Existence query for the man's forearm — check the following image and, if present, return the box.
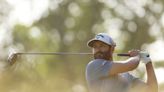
[125,56,140,70]
[146,62,158,92]
[109,56,140,75]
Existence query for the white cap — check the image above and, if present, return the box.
[87,33,116,47]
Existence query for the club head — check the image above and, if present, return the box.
[7,52,18,66]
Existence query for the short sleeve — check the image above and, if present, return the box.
[122,72,138,82]
[121,73,146,87]
[86,59,113,81]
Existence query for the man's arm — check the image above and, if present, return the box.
[146,62,158,92]
[109,56,140,76]
[131,55,158,92]
[109,50,140,76]
[140,53,158,92]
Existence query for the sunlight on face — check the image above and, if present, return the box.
[92,41,113,60]
[92,41,111,53]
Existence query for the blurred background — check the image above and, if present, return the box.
[0,0,164,92]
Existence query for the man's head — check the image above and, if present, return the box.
[87,33,116,60]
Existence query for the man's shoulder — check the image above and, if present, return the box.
[86,59,113,73]
[87,59,111,67]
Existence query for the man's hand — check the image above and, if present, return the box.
[128,49,140,57]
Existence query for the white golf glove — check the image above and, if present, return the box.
[140,51,151,64]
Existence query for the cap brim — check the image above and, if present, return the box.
[87,39,111,48]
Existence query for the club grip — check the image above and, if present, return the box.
[117,53,130,57]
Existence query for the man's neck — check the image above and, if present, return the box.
[108,57,113,61]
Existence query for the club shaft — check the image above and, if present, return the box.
[16,52,92,55]
[15,52,130,56]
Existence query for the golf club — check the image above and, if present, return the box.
[7,52,130,66]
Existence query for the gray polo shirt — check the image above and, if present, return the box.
[86,59,139,92]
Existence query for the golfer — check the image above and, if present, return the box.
[86,33,158,92]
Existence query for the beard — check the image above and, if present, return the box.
[94,51,111,60]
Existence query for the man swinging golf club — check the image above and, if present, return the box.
[86,33,158,92]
